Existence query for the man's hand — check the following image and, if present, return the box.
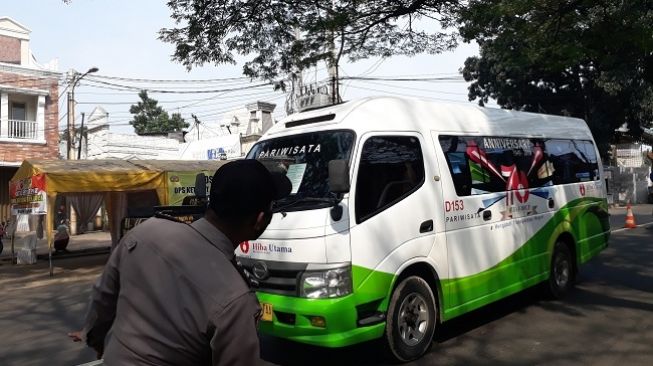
[67,331,83,342]
[68,331,103,359]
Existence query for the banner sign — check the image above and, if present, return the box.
[179,135,242,160]
[167,171,213,206]
[10,174,48,215]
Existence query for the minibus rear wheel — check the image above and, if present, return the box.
[546,241,575,299]
[384,276,437,362]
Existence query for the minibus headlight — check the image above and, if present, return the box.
[299,266,352,299]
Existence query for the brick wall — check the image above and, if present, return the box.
[0,36,20,65]
[0,35,21,64]
[0,70,60,163]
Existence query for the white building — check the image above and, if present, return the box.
[184,101,277,154]
[78,106,181,160]
[80,101,277,161]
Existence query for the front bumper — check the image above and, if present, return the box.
[256,291,385,348]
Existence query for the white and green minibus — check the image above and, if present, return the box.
[236,96,610,361]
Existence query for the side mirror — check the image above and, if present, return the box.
[328,159,350,194]
[195,173,207,198]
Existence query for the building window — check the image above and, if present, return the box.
[9,102,34,139]
[10,102,26,121]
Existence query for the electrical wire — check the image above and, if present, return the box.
[96,93,286,128]
[76,88,278,108]
[349,78,468,96]
[341,76,465,82]
[80,78,273,94]
[345,84,468,104]
[189,94,285,120]
[77,93,284,126]
[89,74,251,83]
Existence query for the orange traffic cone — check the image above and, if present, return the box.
[624,203,637,228]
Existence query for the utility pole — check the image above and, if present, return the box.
[328,0,339,105]
[66,67,99,160]
[291,27,304,114]
[328,21,336,104]
[66,70,75,160]
[77,112,85,160]
[192,113,201,140]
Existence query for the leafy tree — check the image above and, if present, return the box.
[458,0,653,155]
[129,90,189,135]
[159,0,461,92]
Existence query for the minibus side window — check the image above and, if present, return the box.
[439,135,593,196]
[575,141,600,181]
[545,139,599,183]
[355,136,425,223]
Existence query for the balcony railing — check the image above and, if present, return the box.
[5,119,38,139]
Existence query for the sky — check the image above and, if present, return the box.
[4,0,483,134]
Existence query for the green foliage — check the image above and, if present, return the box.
[159,0,460,82]
[458,0,653,154]
[129,90,189,135]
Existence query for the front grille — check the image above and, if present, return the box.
[237,258,307,296]
[275,311,296,325]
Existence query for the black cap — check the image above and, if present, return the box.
[209,159,292,217]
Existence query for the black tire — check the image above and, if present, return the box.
[384,276,437,362]
[545,241,575,299]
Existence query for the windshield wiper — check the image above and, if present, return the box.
[273,196,339,213]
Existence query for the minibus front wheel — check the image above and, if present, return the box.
[384,276,437,362]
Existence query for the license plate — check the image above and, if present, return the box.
[261,303,273,322]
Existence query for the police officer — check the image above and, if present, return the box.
[69,159,291,365]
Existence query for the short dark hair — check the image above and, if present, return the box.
[209,159,291,222]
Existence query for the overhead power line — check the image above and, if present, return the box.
[82,78,274,94]
[89,74,251,83]
[345,84,467,104]
[96,93,286,127]
[341,76,465,82]
[349,78,468,96]
[76,88,278,107]
[360,72,462,78]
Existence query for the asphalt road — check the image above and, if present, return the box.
[0,205,651,365]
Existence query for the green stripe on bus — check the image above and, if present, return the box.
[441,197,608,319]
[350,197,609,321]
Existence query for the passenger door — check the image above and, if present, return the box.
[349,133,439,297]
[436,134,557,312]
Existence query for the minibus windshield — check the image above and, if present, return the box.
[247,130,355,211]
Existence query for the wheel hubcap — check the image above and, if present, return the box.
[554,254,570,288]
[397,293,430,346]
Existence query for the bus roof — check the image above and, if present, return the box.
[267,96,594,141]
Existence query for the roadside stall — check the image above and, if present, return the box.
[9,159,225,276]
